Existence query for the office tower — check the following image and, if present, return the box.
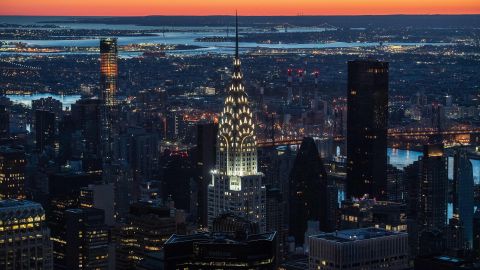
[308,228,408,270]
[418,144,448,231]
[47,171,102,263]
[208,15,266,232]
[346,60,389,200]
[32,97,62,116]
[406,144,448,257]
[474,209,480,257]
[0,200,53,270]
[58,114,75,164]
[162,151,196,213]
[196,122,218,227]
[79,183,115,226]
[100,38,118,107]
[453,149,474,249]
[116,202,179,269]
[35,110,56,152]
[0,146,26,200]
[62,208,109,270]
[289,137,330,247]
[266,187,287,259]
[387,164,406,202]
[163,232,277,269]
[0,105,9,137]
[71,98,103,171]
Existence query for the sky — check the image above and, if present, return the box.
[2,0,480,16]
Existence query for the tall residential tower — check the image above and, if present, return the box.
[346,60,389,200]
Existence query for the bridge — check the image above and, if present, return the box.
[257,128,480,147]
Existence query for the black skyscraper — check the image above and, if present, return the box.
[346,59,389,200]
[196,122,217,227]
[289,137,330,246]
[35,110,56,152]
[0,105,9,137]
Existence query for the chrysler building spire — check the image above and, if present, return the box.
[208,14,265,232]
[216,12,257,176]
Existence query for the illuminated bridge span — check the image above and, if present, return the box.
[387,128,480,137]
[257,128,480,147]
[0,60,41,71]
[257,138,303,147]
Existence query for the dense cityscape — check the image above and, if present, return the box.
[0,13,480,270]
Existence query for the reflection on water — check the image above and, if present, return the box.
[388,148,480,185]
[6,93,81,110]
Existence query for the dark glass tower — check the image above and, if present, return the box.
[346,59,389,200]
[288,137,329,246]
[453,149,474,249]
[0,105,9,137]
[35,110,56,152]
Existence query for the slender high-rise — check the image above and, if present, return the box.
[100,38,118,164]
[208,14,266,232]
[100,38,117,107]
[346,59,389,200]
[453,149,474,249]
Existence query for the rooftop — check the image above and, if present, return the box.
[311,228,405,243]
[165,231,276,245]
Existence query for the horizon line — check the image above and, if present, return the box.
[1,13,480,17]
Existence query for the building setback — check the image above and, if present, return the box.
[308,228,408,270]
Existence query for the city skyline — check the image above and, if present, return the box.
[2,0,480,16]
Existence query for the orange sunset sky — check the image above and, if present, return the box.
[2,0,480,16]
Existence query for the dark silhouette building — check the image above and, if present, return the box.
[346,59,389,200]
[35,110,56,152]
[71,98,103,171]
[163,232,277,269]
[453,149,474,250]
[289,137,330,246]
[406,144,448,257]
[0,146,26,200]
[196,122,217,227]
[63,208,109,270]
[115,202,179,270]
[0,105,9,137]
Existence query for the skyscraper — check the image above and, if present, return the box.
[418,144,448,231]
[407,144,448,256]
[100,38,118,164]
[35,110,56,152]
[208,15,266,232]
[289,137,330,247]
[63,208,109,270]
[100,38,118,107]
[346,59,389,200]
[196,122,218,227]
[0,146,26,200]
[0,105,9,137]
[453,149,474,249]
[0,200,53,270]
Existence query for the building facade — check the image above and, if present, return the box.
[346,60,389,200]
[0,200,53,270]
[0,146,26,200]
[308,228,408,270]
[208,16,266,232]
